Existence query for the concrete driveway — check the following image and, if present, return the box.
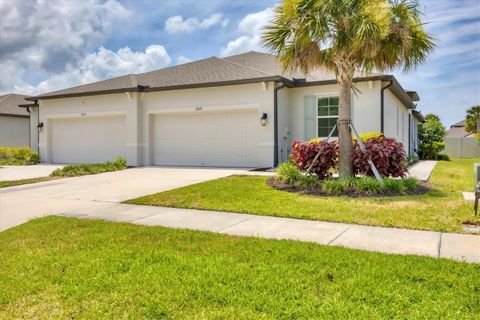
[0,167,248,231]
[0,164,64,181]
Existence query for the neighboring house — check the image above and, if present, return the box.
[25,51,422,167]
[445,120,480,158]
[446,120,475,138]
[0,94,30,147]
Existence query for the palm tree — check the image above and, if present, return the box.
[465,105,480,133]
[263,0,435,178]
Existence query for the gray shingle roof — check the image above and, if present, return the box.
[33,51,387,100]
[0,94,30,116]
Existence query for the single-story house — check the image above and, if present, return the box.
[23,51,423,168]
[0,94,31,147]
[446,120,475,138]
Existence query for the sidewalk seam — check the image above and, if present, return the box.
[437,233,443,258]
[327,226,351,245]
[216,217,253,232]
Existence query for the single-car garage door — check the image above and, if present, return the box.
[50,116,126,164]
[151,110,263,167]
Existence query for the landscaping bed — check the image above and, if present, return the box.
[0,216,478,319]
[267,176,430,197]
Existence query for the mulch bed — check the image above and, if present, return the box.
[267,177,431,198]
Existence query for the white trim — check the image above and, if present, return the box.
[147,103,259,115]
[316,95,339,138]
[46,111,127,120]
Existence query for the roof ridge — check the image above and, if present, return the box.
[137,56,218,76]
[219,56,275,77]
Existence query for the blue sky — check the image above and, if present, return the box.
[0,0,479,127]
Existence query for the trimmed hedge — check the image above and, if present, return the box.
[50,157,127,177]
[0,147,39,165]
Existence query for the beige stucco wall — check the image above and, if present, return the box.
[0,115,29,147]
[38,82,275,167]
[142,82,275,167]
[384,90,410,148]
[281,81,381,152]
[38,93,132,164]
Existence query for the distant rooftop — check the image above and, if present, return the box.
[0,94,30,116]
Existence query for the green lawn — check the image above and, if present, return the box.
[126,158,480,233]
[0,176,59,188]
[0,217,478,319]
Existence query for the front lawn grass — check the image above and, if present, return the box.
[0,176,59,188]
[126,158,480,233]
[0,217,478,319]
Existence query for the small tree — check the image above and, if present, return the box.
[465,105,480,134]
[418,114,446,160]
[263,0,434,178]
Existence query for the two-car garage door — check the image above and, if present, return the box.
[50,116,126,164]
[151,110,263,167]
[49,110,266,167]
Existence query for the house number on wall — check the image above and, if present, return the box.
[195,107,203,111]
[81,113,86,116]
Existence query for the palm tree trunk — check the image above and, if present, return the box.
[338,80,353,179]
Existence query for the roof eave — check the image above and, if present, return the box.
[29,76,286,100]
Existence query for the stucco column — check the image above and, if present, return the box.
[125,92,142,166]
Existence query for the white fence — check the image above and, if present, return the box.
[444,137,480,158]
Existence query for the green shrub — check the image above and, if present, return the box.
[402,177,418,191]
[353,177,382,194]
[382,178,406,193]
[294,174,319,189]
[322,179,352,194]
[359,132,383,142]
[436,154,450,161]
[51,156,127,177]
[0,147,39,165]
[276,161,301,184]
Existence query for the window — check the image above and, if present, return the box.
[317,96,339,137]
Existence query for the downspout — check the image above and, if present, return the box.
[36,101,40,155]
[274,82,286,167]
[26,107,31,150]
[408,114,411,156]
[380,80,393,134]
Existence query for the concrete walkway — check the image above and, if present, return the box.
[408,160,438,181]
[58,203,480,263]
[0,167,249,231]
[0,164,64,181]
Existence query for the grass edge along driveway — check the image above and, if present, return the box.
[0,216,479,319]
[126,158,480,233]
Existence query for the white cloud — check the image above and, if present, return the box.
[0,0,130,93]
[6,45,172,95]
[176,56,193,64]
[165,13,228,34]
[220,7,274,56]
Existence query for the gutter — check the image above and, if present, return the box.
[380,80,393,133]
[273,82,286,167]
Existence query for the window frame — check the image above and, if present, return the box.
[316,94,340,138]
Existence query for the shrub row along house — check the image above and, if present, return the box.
[19,51,424,168]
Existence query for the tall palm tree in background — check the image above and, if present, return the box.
[465,105,480,134]
[263,0,435,178]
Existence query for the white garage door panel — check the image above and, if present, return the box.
[51,116,126,164]
[152,110,262,167]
